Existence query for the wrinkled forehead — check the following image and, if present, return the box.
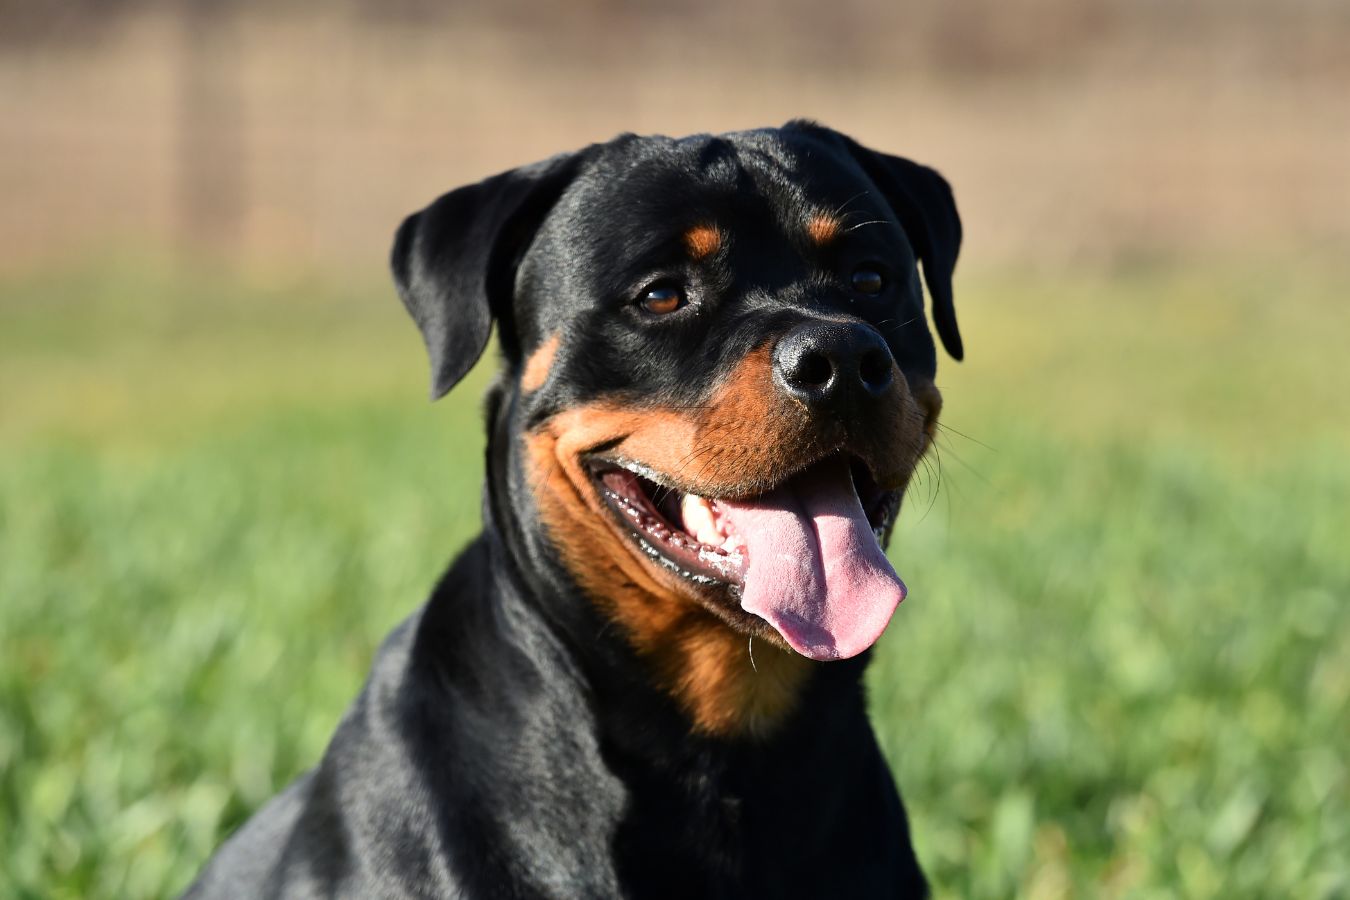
[576,131,881,238]
[516,130,895,333]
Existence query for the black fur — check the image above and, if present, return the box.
[184,122,961,899]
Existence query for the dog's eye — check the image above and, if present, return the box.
[851,267,885,295]
[638,283,687,316]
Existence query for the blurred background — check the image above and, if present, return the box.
[2,1,1347,897]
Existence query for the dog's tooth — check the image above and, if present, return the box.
[720,532,746,555]
[680,493,722,547]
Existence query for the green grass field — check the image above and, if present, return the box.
[2,257,1347,898]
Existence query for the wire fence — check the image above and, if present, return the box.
[1,1,1347,272]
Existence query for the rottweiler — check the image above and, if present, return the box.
[184,120,962,899]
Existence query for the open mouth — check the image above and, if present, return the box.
[589,453,907,661]
[590,455,898,585]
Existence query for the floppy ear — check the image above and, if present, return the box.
[391,151,588,399]
[834,135,964,361]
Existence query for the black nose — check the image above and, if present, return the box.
[772,321,895,411]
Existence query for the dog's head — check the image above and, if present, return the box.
[392,122,961,733]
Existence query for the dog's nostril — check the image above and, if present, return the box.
[794,352,834,389]
[859,349,892,391]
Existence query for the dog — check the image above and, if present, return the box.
[183,120,962,899]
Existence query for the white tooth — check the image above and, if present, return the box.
[680,493,722,547]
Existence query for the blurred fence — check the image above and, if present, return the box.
[1,0,1347,272]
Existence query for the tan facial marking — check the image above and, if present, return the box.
[526,412,812,737]
[522,345,932,737]
[807,214,842,246]
[684,224,723,260]
[521,334,561,393]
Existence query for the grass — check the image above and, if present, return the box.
[1,255,1347,898]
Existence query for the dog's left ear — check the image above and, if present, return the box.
[391,151,589,399]
[832,134,965,361]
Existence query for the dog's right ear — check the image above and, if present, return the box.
[391,151,588,399]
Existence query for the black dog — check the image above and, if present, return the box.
[184,121,962,899]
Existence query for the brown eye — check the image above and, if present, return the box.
[851,267,885,295]
[639,283,686,315]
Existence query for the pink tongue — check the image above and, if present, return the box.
[718,458,906,661]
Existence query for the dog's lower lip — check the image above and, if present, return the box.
[590,462,747,586]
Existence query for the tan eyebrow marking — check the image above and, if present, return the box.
[521,333,561,393]
[683,224,723,260]
[807,213,842,245]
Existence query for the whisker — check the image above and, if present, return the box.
[932,434,990,486]
[934,419,995,452]
[918,440,944,521]
[831,190,871,221]
[843,219,887,233]
[875,315,923,331]
[673,443,724,490]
